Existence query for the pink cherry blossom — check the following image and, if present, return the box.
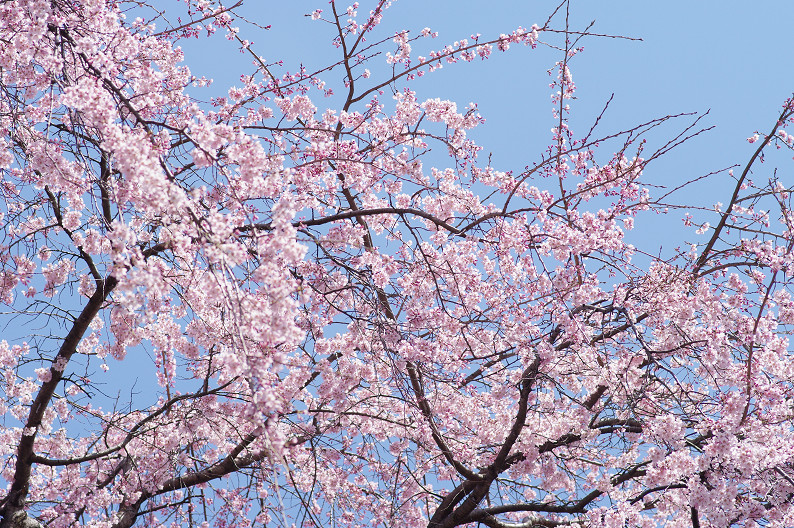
[1,1,794,528]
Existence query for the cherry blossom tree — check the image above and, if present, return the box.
[2,1,794,527]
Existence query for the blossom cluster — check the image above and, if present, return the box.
[1,1,794,528]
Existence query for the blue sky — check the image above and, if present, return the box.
[174,0,794,251]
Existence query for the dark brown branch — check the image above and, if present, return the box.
[694,100,794,275]
[30,379,236,467]
[241,207,463,235]
[408,366,482,482]
[0,276,117,526]
[492,355,541,469]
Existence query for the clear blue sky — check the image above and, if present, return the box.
[176,0,794,250]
